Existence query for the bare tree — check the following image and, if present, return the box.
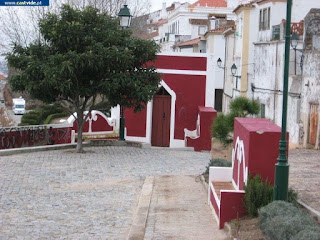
[0,0,150,55]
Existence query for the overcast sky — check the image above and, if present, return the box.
[149,0,196,12]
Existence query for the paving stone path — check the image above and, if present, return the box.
[0,146,210,239]
[144,175,227,240]
[289,148,320,212]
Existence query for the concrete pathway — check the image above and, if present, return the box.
[144,175,227,240]
[289,148,320,213]
[0,146,227,239]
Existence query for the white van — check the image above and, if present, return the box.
[12,97,26,115]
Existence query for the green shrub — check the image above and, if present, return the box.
[291,226,320,240]
[19,104,67,126]
[258,201,320,240]
[259,201,299,225]
[211,97,260,145]
[211,113,233,144]
[204,158,232,174]
[229,96,260,117]
[243,174,273,217]
[43,112,68,125]
[288,188,299,206]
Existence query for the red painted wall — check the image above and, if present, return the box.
[125,107,147,137]
[210,187,220,218]
[0,126,72,150]
[186,106,217,151]
[124,54,207,142]
[72,112,113,133]
[233,118,288,188]
[219,191,246,229]
[152,55,207,71]
[162,74,206,139]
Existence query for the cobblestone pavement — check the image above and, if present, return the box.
[289,148,320,212]
[0,146,210,239]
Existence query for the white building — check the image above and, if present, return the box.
[221,0,320,148]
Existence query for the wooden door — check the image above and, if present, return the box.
[309,104,319,146]
[151,95,171,147]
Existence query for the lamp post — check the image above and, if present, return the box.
[273,0,292,201]
[217,58,224,69]
[118,5,132,28]
[231,63,241,89]
[118,5,132,141]
[290,33,302,75]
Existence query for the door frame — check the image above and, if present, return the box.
[151,94,171,147]
[146,80,184,148]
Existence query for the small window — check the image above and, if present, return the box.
[259,7,271,31]
[199,26,208,35]
[261,104,265,118]
[272,25,280,40]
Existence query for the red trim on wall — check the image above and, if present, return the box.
[210,187,220,217]
[152,55,207,71]
[0,126,72,149]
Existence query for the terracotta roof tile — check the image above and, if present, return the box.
[190,0,227,8]
[0,75,6,81]
[189,19,209,25]
[147,31,159,39]
[208,27,229,33]
[175,37,201,47]
[150,19,168,25]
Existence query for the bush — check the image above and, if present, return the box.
[243,174,273,217]
[211,113,233,144]
[291,226,320,240]
[211,97,260,145]
[43,112,68,125]
[259,201,320,240]
[229,96,260,117]
[204,158,232,174]
[288,188,299,206]
[19,104,67,126]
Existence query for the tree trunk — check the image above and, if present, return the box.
[76,110,85,153]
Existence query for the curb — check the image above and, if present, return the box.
[298,200,320,222]
[126,176,154,240]
[0,142,90,156]
[200,174,234,239]
[90,139,144,148]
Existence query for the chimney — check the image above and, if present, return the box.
[210,17,216,30]
[161,2,167,19]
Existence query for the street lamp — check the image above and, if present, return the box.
[118,5,132,141]
[118,5,132,29]
[231,63,241,89]
[290,33,302,75]
[217,58,224,69]
[274,0,291,201]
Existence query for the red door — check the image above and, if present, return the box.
[151,95,171,147]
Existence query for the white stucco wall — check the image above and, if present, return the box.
[252,41,302,146]
[223,31,236,113]
[301,51,320,149]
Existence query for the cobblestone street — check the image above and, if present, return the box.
[289,148,320,212]
[0,146,210,239]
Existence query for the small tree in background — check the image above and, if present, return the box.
[7,5,160,153]
[211,97,260,144]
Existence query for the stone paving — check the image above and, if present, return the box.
[144,175,228,240]
[0,146,211,239]
[289,148,320,212]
